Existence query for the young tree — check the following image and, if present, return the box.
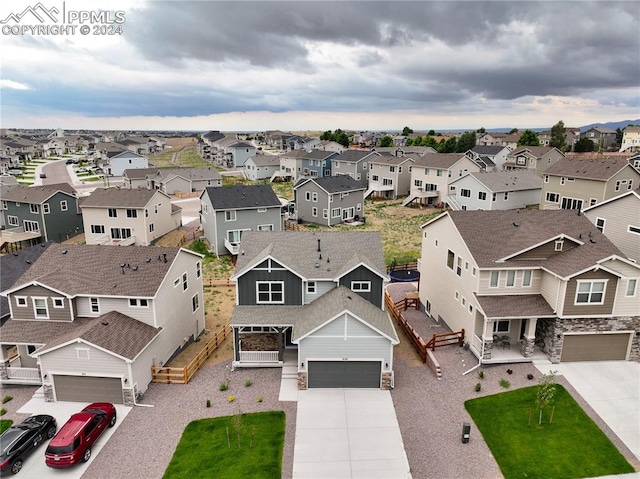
[535,371,557,425]
[456,131,477,153]
[438,136,458,153]
[517,129,541,147]
[574,137,595,152]
[378,135,394,147]
[427,129,436,136]
[509,128,519,134]
[550,120,567,151]
[616,127,624,145]
[401,126,413,136]
[335,131,350,147]
[476,127,486,134]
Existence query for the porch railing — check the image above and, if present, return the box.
[7,367,41,381]
[238,351,279,363]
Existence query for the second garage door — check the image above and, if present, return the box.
[53,375,124,404]
[561,333,631,362]
[308,361,381,388]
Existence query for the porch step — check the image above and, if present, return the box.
[32,386,45,399]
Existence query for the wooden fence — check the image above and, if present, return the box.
[177,230,204,246]
[151,324,232,384]
[387,261,419,272]
[385,291,428,363]
[203,278,236,288]
[284,220,304,231]
[173,190,202,199]
[425,329,465,351]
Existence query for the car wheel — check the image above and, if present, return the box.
[109,413,116,428]
[11,459,23,474]
[46,425,57,439]
[82,447,91,463]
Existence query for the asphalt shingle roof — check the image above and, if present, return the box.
[475,294,556,319]
[470,145,507,155]
[412,153,469,169]
[334,150,379,163]
[203,184,280,210]
[294,176,365,193]
[510,146,557,157]
[453,170,542,192]
[79,188,160,208]
[249,155,281,166]
[2,183,76,203]
[543,156,635,181]
[279,150,336,160]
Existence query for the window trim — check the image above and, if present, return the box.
[53,298,65,308]
[628,225,640,235]
[192,293,199,312]
[29,204,39,214]
[351,281,371,293]
[595,217,605,232]
[626,279,637,297]
[16,296,28,307]
[489,271,499,288]
[256,281,285,304]
[90,297,100,313]
[574,279,607,305]
[7,215,19,226]
[506,270,516,287]
[43,203,50,214]
[225,210,237,222]
[493,319,510,333]
[33,297,49,319]
[306,281,316,294]
[182,272,188,291]
[522,270,532,287]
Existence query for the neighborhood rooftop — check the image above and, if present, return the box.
[1,183,77,203]
[458,170,543,192]
[294,175,365,193]
[544,156,633,180]
[412,153,467,168]
[203,184,281,209]
[79,187,163,208]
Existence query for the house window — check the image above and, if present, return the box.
[90,224,105,235]
[7,215,18,226]
[29,204,39,214]
[23,220,39,232]
[332,208,341,218]
[351,281,371,292]
[145,209,149,218]
[310,207,316,217]
[595,218,605,232]
[437,169,443,177]
[228,230,247,243]
[257,208,267,213]
[615,180,621,191]
[155,204,159,214]
[149,223,155,233]
[544,175,549,183]
[492,193,496,202]
[454,291,459,301]
[561,177,566,185]
[545,192,559,203]
[447,250,455,270]
[425,168,430,175]
[506,270,516,287]
[53,298,64,308]
[16,296,27,307]
[305,191,311,201]
[192,293,199,312]
[626,279,637,297]
[257,224,274,232]
[490,271,499,288]
[110,228,131,239]
[555,240,564,251]
[575,280,606,305]
[256,281,284,304]
[478,191,487,200]
[225,210,236,221]
[628,180,633,190]
[522,270,532,287]
[456,257,462,276]
[503,192,509,200]
[469,303,473,314]
[425,299,431,313]
[516,157,526,166]
[129,298,149,307]
[174,277,180,287]
[389,166,396,173]
[493,320,510,333]
[182,272,188,291]
[628,225,640,235]
[561,197,583,210]
[60,200,68,211]
[108,208,117,217]
[196,261,201,278]
[43,203,50,214]
[461,297,466,307]
[460,189,471,198]
[90,297,99,313]
[1,201,6,210]
[589,198,597,206]
[323,209,328,218]
[414,179,423,188]
[126,208,137,218]
[312,192,318,202]
[356,203,361,211]
[307,282,316,294]
[382,178,393,186]
[372,175,379,181]
[472,267,476,276]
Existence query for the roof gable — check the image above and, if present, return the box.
[2,183,76,204]
[79,188,166,208]
[203,184,281,210]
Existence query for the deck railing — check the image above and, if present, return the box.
[7,367,41,382]
[238,351,279,363]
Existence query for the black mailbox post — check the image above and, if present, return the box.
[462,422,471,443]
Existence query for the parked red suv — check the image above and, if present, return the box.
[45,403,116,468]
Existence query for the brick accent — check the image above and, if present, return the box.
[0,362,7,381]
[44,384,54,402]
[520,338,535,357]
[381,372,393,390]
[123,388,134,406]
[297,372,307,390]
[482,338,494,360]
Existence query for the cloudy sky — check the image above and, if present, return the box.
[1,0,638,131]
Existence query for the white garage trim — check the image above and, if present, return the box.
[561,331,633,362]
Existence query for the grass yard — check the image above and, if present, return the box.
[0,420,13,434]
[163,411,285,479]
[465,385,634,479]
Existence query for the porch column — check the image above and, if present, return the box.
[233,327,240,362]
[520,318,537,358]
[277,327,284,362]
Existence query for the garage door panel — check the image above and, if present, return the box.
[308,361,380,388]
[561,334,630,362]
[53,375,124,404]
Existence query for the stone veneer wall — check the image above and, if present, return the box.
[0,362,7,381]
[381,372,393,390]
[540,316,640,363]
[482,338,494,360]
[123,388,134,406]
[44,384,54,402]
[297,372,307,390]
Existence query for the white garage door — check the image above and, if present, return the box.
[53,375,124,404]
[561,333,631,362]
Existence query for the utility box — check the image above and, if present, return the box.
[462,422,471,443]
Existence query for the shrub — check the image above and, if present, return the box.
[257,396,263,403]
[1,396,12,404]
[475,383,482,392]
[500,379,511,389]
[206,399,211,408]
[219,379,229,391]
[0,408,6,416]
[477,370,485,380]
[244,379,253,388]
[228,395,235,403]
[506,369,513,375]
[527,373,535,380]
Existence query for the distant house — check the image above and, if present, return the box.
[273,150,337,183]
[1,183,83,248]
[540,156,640,210]
[465,145,511,171]
[403,153,481,208]
[80,188,182,246]
[105,151,148,176]
[123,167,222,195]
[366,154,415,199]
[477,132,522,149]
[447,170,542,210]
[620,126,640,153]
[581,127,618,151]
[318,141,345,153]
[243,155,281,181]
[372,146,436,157]
[293,176,366,226]
[504,146,565,176]
[0,244,205,404]
[199,184,283,255]
[583,190,640,263]
[331,150,381,185]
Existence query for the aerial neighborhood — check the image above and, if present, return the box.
[1,123,639,477]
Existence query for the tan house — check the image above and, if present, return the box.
[620,126,640,153]
[504,146,565,176]
[80,188,182,246]
[403,153,481,208]
[123,167,222,194]
[540,156,640,210]
[365,154,415,199]
[418,210,640,364]
[583,190,640,263]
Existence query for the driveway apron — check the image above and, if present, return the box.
[293,389,411,478]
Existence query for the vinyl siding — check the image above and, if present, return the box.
[540,272,561,313]
[9,285,72,321]
[614,278,640,316]
[450,175,540,211]
[73,297,153,324]
[602,167,640,201]
[130,335,161,394]
[237,267,302,305]
[478,269,542,295]
[512,239,579,260]
[163,177,191,195]
[41,341,128,381]
[339,265,384,308]
[303,280,336,304]
[211,207,282,255]
[295,182,329,225]
[562,269,618,316]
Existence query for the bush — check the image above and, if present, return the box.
[206,399,211,408]
[500,379,511,389]
[0,408,6,416]
[527,373,535,380]
[219,379,229,391]
[257,396,263,403]
[244,379,253,387]
[477,370,485,380]
[1,396,12,404]
[227,395,235,403]
[475,383,482,392]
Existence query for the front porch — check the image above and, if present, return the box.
[232,326,294,368]
[0,345,42,385]
[468,333,550,364]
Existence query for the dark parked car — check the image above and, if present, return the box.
[0,415,57,475]
[45,403,116,468]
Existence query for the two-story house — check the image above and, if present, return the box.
[229,231,398,389]
[540,156,640,210]
[80,188,182,246]
[583,190,640,263]
[447,170,542,210]
[243,155,281,181]
[581,127,618,151]
[403,153,481,208]
[465,145,511,172]
[293,176,366,226]
[105,151,148,176]
[1,183,83,248]
[620,126,640,153]
[0,244,205,404]
[419,210,640,364]
[504,146,565,175]
[366,154,415,199]
[331,150,381,185]
[199,184,283,256]
[123,167,222,195]
[274,150,337,183]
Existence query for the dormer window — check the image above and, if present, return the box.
[555,240,564,251]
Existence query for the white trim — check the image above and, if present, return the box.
[574,279,608,305]
[32,297,49,319]
[351,281,371,292]
[256,281,285,304]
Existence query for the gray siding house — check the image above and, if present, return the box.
[123,167,222,194]
[229,231,398,389]
[1,183,83,248]
[243,155,281,181]
[332,150,381,185]
[200,184,283,256]
[293,176,366,226]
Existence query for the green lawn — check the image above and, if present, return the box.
[0,420,13,434]
[465,385,634,479]
[163,411,285,479]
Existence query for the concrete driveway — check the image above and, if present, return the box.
[293,389,411,479]
[535,361,640,462]
[15,397,131,478]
